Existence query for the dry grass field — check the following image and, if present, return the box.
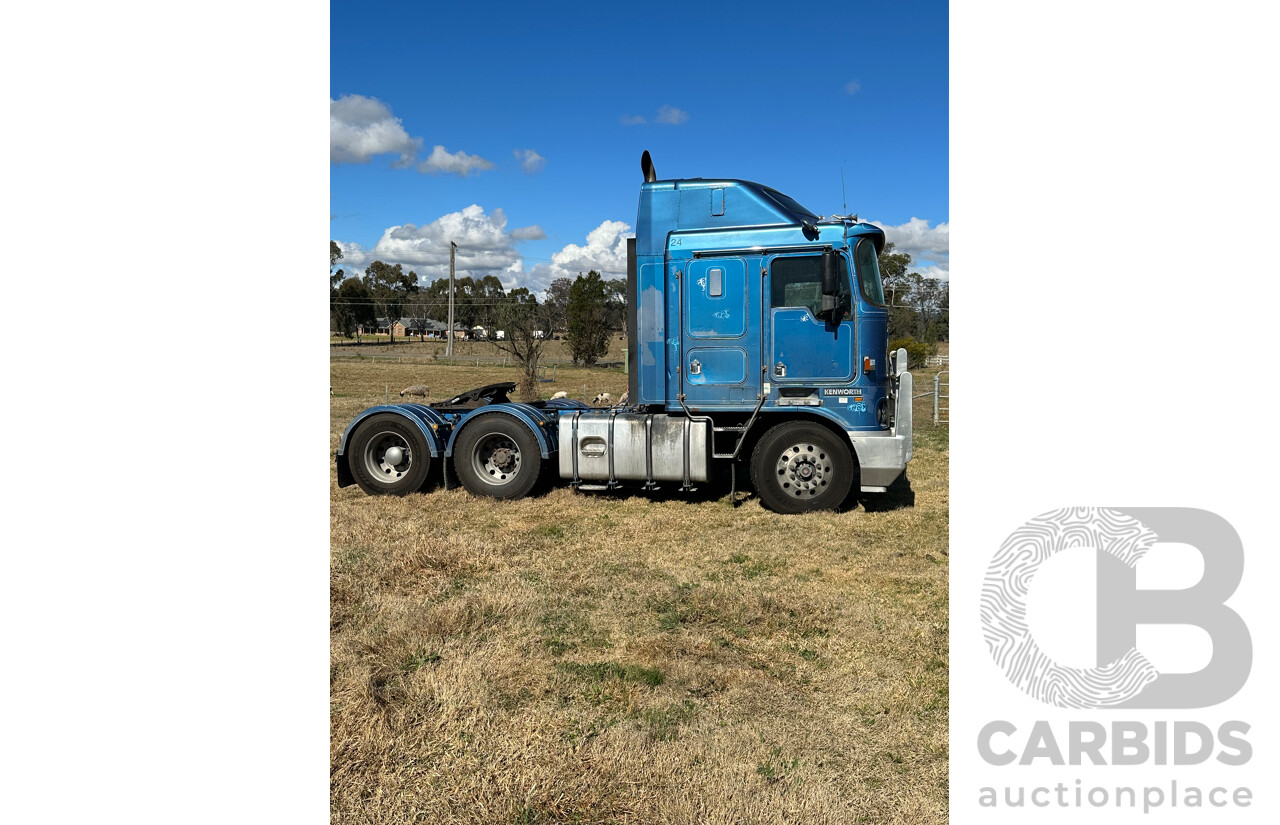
[331,358,949,824]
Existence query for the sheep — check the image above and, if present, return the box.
[399,385,428,398]
[591,392,613,406]
[619,390,629,405]
[550,391,568,400]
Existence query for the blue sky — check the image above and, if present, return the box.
[331,0,948,294]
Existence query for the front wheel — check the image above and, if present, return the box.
[749,421,854,514]
[453,414,544,500]
[347,413,433,496]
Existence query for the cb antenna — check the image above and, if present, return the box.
[841,162,847,215]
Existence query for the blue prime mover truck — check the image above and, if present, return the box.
[336,152,913,514]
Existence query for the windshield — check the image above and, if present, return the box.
[854,238,885,306]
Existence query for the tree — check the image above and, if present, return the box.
[933,281,949,342]
[544,277,572,335]
[364,261,419,345]
[330,241,345,334]
[489,289,551,401]
[410,276,452,326]
[470,274,506,334]
[878,242,917,341]
[447,275,475,333]
[333,276,376,338]
[565,271,611,366]
[907,273,944,344]
[603,278,627,339]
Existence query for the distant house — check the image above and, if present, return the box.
[373,317,406,337]
[402,318,441,338]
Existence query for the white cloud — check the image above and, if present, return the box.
[510,220,633,296]
[335,211,634,298]
[330,95,420,165]
[845,80,861,95]
[510,225,545,241]
[514,149,546,174]
[619,115,647,125]
[551,220,632,276]
[912,265,949,282]
[656,105,689,125]
[333,205,542,282]
[417,145,496,176]
[873,217,950,279]
[331,240,367,272]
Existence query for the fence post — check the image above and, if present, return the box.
[933,374,940,425]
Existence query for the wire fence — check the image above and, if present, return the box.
[911,367,950,426]
[933,371,949,424]
[330,351,624,369]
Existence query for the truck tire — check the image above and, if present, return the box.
[348,413,433,496]
[750,421,854,514]
[453,414,543,500]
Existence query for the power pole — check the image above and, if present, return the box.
[447,241,456,357]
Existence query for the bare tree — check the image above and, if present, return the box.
[488,289,551,401]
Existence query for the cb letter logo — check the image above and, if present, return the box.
[981,507,1250,708]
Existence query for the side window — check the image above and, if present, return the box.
[769,255,850,317]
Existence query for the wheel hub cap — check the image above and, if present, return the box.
[364,431,412,480]
[775,443,833,497]
[474,435,522,484]
[490,447,515,470]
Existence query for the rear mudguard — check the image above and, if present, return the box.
[444,402,559,459]
[335,403,452,488]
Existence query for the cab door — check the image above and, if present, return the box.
[766,252,855,384]
[679,256,758,406]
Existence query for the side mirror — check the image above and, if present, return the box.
[819,248,840,322]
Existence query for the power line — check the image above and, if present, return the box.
[331,249,630,277]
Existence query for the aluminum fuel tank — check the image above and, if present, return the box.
[557,411,710,485]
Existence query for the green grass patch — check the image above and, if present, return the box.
[639,700,698,741]
[558,660,665,687]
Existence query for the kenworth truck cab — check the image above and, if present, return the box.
[336,152,912,514]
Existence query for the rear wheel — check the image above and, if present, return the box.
[348,413,433,496]
[453,414,543,500]
[750,421,854,514]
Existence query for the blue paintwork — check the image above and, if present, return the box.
[443,402,558,459]
[634,175,891,432]
[337,403,451,457]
